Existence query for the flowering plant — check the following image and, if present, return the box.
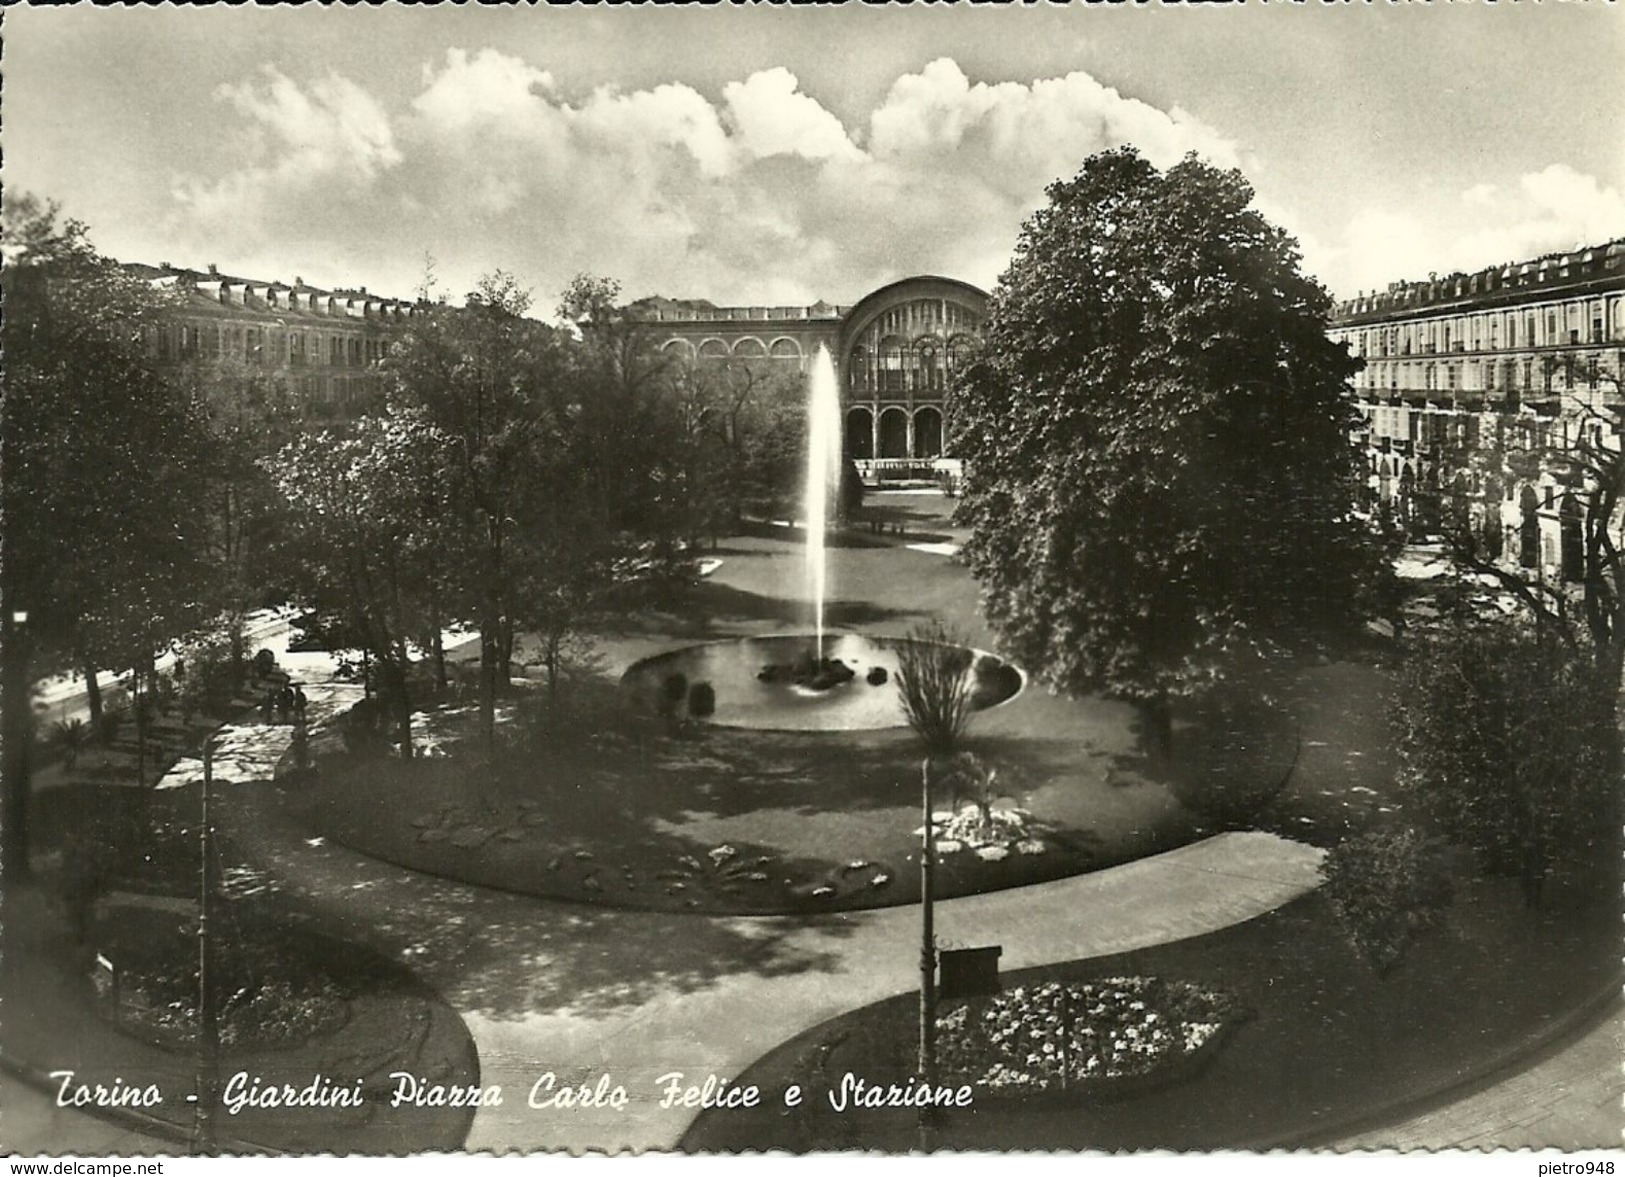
[935,976,1244,1094]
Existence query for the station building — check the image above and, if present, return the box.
[639,275,990,468]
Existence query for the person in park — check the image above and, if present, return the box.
[953,148,1390,752]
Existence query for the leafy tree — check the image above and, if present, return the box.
[1395,618,1620,906]
[953,149,1390,749]
[1319,828,1453,974]
[1429,370,1625,701]
[1,194,217,878]
[385,272,573,750]
[265,407,461,758]
[659,353,808,535]
[170,350,307,690]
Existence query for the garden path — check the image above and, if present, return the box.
[455,830,1322,1153]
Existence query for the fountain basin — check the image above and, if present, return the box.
[621,633,1024,732]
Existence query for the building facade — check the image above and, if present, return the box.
[642,275,990,466]
[125,261,419,423]
[1328,239,1625,580]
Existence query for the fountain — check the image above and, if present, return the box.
[804,344,843,659]
[620,344,1024,730]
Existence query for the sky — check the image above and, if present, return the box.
[5,4,1623,313]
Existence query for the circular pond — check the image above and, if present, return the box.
[621,632,1024,732]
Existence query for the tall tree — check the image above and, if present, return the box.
[659,352,807,539]
[1,194,216,878]
[171,351,304,689]
[385,272,569,750]
[265,407,461,758]
[953,149,1390,748]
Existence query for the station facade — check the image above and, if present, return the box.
[640,275,990,465]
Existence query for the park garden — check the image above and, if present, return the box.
[2,150,1620,1153]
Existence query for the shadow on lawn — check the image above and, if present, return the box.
[222,787,857,1022]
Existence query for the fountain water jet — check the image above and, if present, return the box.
[805,344,843,659]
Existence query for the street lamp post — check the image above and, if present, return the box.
[194,737,219,1155]
[918,757,938,1152]
[2,608,32,884]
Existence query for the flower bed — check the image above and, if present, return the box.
[89,904,350,1053]
[919,802,1054,860]
[935,977,1247,1098]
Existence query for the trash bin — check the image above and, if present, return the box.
[939,946,1002,999]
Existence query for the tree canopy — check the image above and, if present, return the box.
[1,194,218,878]
[953,148,1389,721]
[266,406,462,758]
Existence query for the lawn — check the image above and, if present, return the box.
[294,494,1394,915]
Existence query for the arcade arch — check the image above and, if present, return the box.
[878,407,909,459]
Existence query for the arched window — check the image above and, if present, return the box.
[913,337,942,394]
[878,407,909,459]
[1560,494,1584,582]
[877,335,907,395]
[845,407,874,460]
[913,406,943,458]
[848,345,869,394]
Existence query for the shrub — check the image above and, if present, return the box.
[96,710,124,748]
[660,672,689,714]
[340,697,386,754]
[969,657,1021,709]
[1396,619,1621,905]
[687,681,716,718]
[894,622,974,754]
[182,638,237,715]
[50,718,89,769]
[1319,827,1453,974]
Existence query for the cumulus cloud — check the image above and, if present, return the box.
[869,59,1237,191]
[722,68,863,164]
[1310,164,1625,298]
[168,51,1257,304]
[173,67,400,239]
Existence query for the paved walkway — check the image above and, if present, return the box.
[223,789,1325,1152]
[457,830,1323,1152]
